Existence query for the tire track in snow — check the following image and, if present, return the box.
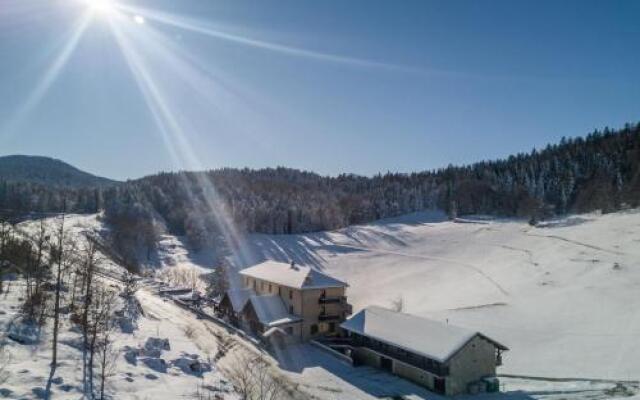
[526,233,625,255]
[329,243,510,296]
[498,373,639,385]
[470,240,538,266]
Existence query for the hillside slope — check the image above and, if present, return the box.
[7,211,639,399]
[0,155,117,187]
[240,209,640,380]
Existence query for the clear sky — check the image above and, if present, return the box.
[0,0,638,180]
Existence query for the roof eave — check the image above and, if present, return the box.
[267,317,303,328]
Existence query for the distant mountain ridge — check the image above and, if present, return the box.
[0,155,117,187]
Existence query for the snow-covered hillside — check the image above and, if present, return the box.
[3,210,639,399]
[242,209,640,381]
[94,208,640,382]
[0,215,241,400]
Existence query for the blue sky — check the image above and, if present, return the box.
[0,0,638,180]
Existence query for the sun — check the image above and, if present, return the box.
[82,0,115,14]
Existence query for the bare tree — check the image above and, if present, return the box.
[159,267,201,291]
[121,271,139,299]
[0,219,11,294]
[81,282,117,398]
[23,220,50,322]
[45,213,67,398]
[389,295,404,313]
[0,345,11,385]
[224,354,284,400]
[95,287,118,400]
[80,240,101,397]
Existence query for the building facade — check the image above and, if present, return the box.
[341,306,507,396]
[219,260,352,342]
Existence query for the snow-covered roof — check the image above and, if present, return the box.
[341,306,507,363]
[174,291,201,301]
[244,295,302,328]
[263,326,289,338]
[225,288,255,312]
[239,260,348,289]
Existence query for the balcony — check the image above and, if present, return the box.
[319,295,346,304]
[318,313,341,321]
[351,334,450,377]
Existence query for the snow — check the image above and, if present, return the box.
[341,305,505,363]
[2,215,239,400]
[240,260,348,289]
[247,295,301,327]
[14,213,124,279]
[4,209,640,399]
[0,282,238,399]
[242,209,640,381]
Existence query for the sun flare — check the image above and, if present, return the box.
[82,0,115,14]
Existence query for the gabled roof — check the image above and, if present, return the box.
[341,306,508,363]
[239,260,348,290]
[243,295,302,328]
[224,288,255,312]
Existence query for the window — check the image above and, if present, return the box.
[289,290,293,300]
[286,327,294,335]
[310,324,318,335]
[278,286,282,296]
[329,322,336,332]
[261,281,265,290]
[289,305,294,314]
[269,283,272,292]
[253,280,256,290]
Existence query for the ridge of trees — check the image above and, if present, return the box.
[1,123,638,264]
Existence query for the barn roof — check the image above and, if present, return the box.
[239,260,348,289]
[341,306,508,363]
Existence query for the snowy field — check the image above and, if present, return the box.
[243,209,640,381]
[2,210,639,399]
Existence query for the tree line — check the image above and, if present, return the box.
[1,123,638,264]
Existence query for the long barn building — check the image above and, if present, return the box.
[341,306,507,396]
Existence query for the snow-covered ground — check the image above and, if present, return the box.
[3,209,640,399]
[243,209,640,381]
[1,215,237,399]
[0,282,237,399]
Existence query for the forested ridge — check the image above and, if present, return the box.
[0,155,116,188]
[1,123,639,262]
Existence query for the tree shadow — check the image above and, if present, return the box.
[247,233,367,271]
